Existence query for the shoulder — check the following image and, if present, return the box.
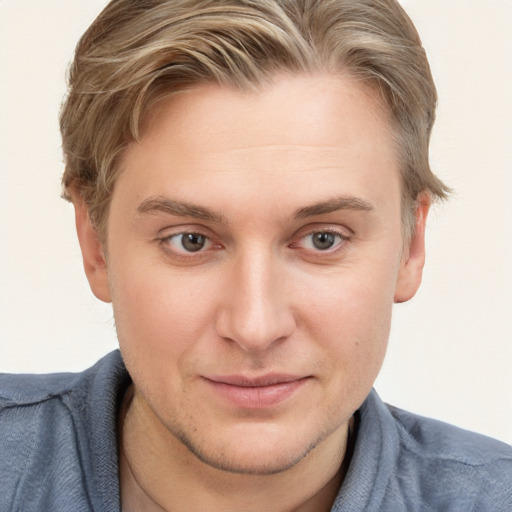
[388,403,512,508]
[0,364,90,438]
[0,349,127,438]
[349,390,512,511]
[0,370,81,406]
[0,349,124,409]
[0,350,128,511]
[389,404,512,466]
[0,349,124,459]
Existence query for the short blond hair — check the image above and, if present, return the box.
[61,0,449,241]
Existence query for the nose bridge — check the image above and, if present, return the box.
[216,244,295,351]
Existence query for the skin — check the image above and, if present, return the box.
[73,73,429,511]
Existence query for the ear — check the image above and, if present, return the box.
[394,194,430,303]
[71,192,112,303]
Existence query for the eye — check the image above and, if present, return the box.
[298,230,348,252]
[309,232,338,250]
[165,232,210,253]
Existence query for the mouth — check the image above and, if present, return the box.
[202,374,311,409]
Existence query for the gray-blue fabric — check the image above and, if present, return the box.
[1,350,511,511]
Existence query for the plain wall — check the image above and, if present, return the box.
[1,0,511,444]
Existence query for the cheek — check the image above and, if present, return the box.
[296,263,396,387]
[108,261,218,370]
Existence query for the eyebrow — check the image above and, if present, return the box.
[294,196,374,218]
[137,196,226,223]
[136,194,374,223]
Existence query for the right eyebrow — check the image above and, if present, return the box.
[136,196,226,224]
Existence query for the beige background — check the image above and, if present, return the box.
[1,1,511,444]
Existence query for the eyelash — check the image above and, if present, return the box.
[157,227,350,260]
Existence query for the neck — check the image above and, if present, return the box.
[118,385,354,512]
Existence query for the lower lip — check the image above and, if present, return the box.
[204,378,309,409]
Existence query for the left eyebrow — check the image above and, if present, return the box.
[294,196,374,218]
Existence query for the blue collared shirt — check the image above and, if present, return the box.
[1,350,511,511]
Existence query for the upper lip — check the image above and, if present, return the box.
[204,374,309,387]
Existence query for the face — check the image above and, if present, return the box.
[77,74,428,475]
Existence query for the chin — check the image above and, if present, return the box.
[180,437,315,475]
[172,419,336,476]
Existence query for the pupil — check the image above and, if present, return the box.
[312,232,335,250]
[182,233,205,252]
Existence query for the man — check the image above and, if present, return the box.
[1,0,511,510]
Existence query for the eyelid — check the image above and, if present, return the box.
[291,223,351,241]
[157,222,212,237]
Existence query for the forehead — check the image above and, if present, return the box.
[140,73,391,156]
[114,73,400,222]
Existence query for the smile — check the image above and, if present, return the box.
[202,374,311,409]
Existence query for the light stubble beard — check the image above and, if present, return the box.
[163,410,349,476]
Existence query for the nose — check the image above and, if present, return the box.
[215,250,296,353]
